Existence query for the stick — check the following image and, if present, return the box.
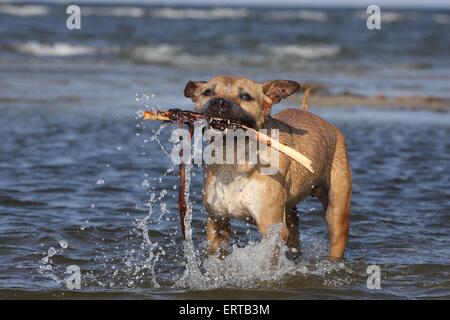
[143,109,315,174]
[250,127,314,173]
[178,118,187,239]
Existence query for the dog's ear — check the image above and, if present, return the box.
[184,80,206,102]
[262,80,301,105]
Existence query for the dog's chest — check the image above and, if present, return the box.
[204,170,263,221]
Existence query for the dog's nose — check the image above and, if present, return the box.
[211,98,232,109]
[202,97,233,115]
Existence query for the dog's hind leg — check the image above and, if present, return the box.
[325,132,352,260]
[206,215,230,259]
[312,184,329,211]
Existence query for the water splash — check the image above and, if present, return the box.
[176,224,293,289]
[175,162,206,288]
[135,212,160,288]
[37,241,70,284]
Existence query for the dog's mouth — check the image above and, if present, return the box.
[201,97,257,129]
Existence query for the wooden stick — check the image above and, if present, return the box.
[143,110,314,174]
[143,111,171,121]
[249,127,314,173]
[178,118,187,239]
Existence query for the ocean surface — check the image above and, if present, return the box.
[0,3,449,299]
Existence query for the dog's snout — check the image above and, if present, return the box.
[211,98,233,109]
[202,97,234,116]
[201,96,257,128]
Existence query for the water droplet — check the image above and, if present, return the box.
[142,180,150,189]
[116,145,122,151]
[96,179,105,185]
[47,247,57,257]
[41,256,49,264]
[59,240,68,249]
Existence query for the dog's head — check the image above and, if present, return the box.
[184,75,300,129]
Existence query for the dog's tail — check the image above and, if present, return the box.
[301,86,311,111]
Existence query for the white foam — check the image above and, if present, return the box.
[15,42,99,57]
[150,8,249,20]
[128,44,180,63]
[0,4,49,17]
[265,10,328,22]
[271,44,341,59]
[382,12,404,23]
[354,10,404,23]
[83,6,145,18]
[126,44,232,67]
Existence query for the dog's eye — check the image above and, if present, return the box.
[239,93,253,101]
[203,89,213,97]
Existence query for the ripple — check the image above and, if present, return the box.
[0,196,47,208]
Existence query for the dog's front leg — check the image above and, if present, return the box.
[206,215,230,259]
[256,207,289,268]
[285,207,300,259]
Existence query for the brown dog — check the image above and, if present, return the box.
[184,75,352,261]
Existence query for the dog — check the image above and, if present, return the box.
[184,75,352,261]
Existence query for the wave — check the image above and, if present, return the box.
[0,4,49,17]
[124,44,237,68]
[353,10,405,23]
[265,10,328,22]
[125,44,181,64]
[123,43,342,67]
[149,8,329,21]
[270,44,341,59]
[14,42,101,57]
[150,8,249,20]
[82,6,145,18]
[382,12,404,23]
[10,41,343,65]
[11,42,216,64]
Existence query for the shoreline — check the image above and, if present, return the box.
[1,82,449,112]
[288,83,450,112]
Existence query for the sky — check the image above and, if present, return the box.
[3,0,450,8]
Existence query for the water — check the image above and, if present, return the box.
[1,4,449,99]
[1,104,449,299]
[0,2,449,299]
